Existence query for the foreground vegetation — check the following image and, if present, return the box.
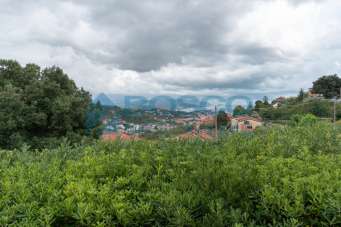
[0,121,340,226]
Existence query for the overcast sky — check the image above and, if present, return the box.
[1,0,341,97]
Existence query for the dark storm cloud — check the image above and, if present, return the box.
[163,73,270,90]
[68,0,250,72]
[150,66,291,91]
[59,0,322,72]
[231,44,289,65]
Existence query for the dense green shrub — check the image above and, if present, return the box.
[0,123,340,226]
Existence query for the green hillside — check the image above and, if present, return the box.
[0,121,340,226]
[258,99,341,121]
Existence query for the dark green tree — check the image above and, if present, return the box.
[254,100,264,112]
[217,110,230,129]
[0,85,26,148]
[233,105,247,116]
[312,74,341,99]
[309,100,330,117]
[0,59,95,149]
[263,96,270,105]
[297,88,305,102]
[246,101,253,114]
[85,101,104,139]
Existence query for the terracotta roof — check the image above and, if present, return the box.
[178,130,213,141]
[233,116,262,122]
[102,132,118,141]
[101,132,140,141]
[198,130,213,140]
[199,116,214,125]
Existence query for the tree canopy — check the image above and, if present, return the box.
[297,88,305,102]
[312,74,341,98]
[0,59,95,148]
[217,110,230,129]
[233,105,247,116]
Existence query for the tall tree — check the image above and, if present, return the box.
[254,100,264,112]
[0,84,26,148]
[312,74,341,99]
[217,110,230,129]
[85,101,104,138]
[233,105,247,116]
[0,59,95,149]
[263,96,270,105]
[297,88,305,102]
[246,101,253,114]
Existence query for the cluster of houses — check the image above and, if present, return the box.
[193,114,263,133]
[101,111,264,141]
[100,88,332,141]
[102,116,176,134]
[175,114,264,140]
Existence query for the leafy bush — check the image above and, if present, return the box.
[290,114,319,126]
[0,122,340,226]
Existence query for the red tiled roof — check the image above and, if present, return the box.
[102,132,117,141]
[198,130,213,140]
[101,132,140,141]
[199,116,215,125]
[178,130,213,141]
[233,116,262,122]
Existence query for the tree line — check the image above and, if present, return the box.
[213,74,341,128]
[230,74,341,121]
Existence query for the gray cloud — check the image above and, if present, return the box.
[0,0,340,96]
[69,0,252,72]
[54,0,324,72]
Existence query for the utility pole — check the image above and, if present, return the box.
[214,105,218,140]
[333,97,336,127]
[333,88,341,127]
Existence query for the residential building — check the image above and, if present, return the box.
[272,96,286,109]
[231,116,263,132]
[308,88,323,98]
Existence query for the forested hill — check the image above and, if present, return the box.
[251,75,341,121]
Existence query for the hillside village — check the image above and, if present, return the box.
[100,106,264,141]
[100,83,341,141]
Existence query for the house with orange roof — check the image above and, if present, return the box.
[231,116,263,132]
[308,88,323,98]
[199,116,214,125]
[101,132,118,141]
